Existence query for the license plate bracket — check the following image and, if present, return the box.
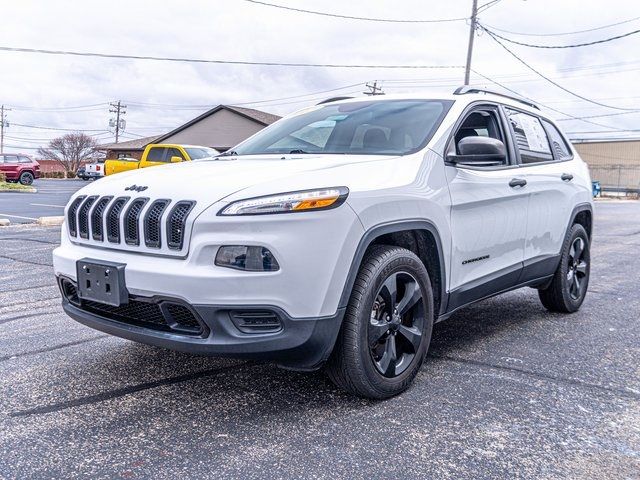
[76,258,128,306]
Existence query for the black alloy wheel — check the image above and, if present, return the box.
[369,271,425,378]
[567,237,588,300]
[326,245,434,399]
[539,223,590,313]
[19,171,34,186]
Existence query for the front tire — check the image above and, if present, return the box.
[326,245,434,399]
[19,171,34,185]
[538,223,590,313]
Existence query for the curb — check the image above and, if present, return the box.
[0,187,37,193]
[37,216,65,226]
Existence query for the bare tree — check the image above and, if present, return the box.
[37,133,99,177]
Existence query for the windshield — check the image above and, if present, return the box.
[185,147,219,159]
[231,99,452,156]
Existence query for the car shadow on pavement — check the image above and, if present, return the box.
[13,291,551,418]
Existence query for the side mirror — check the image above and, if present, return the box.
[447,136,506,166]
[170,156,183,163]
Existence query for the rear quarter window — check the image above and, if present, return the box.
[542,120,573,160]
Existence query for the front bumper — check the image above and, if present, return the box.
[59,276,344,370]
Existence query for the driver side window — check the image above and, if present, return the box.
[450,108,508,167]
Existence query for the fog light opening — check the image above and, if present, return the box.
[215,246,280,272]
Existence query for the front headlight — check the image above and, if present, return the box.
[218,187,349,216]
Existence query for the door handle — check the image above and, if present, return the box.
[561,173,574,181]
[509,178,527,188]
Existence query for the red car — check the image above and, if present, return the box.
[0,153,41,185]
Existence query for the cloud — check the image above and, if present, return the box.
[0,0,638,152]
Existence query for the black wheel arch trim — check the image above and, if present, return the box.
[566,202,593,243]
[338,219,448,317]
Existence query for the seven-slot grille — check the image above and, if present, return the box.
[67,196,196,252]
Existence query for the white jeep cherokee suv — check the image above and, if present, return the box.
[54,87,593,399]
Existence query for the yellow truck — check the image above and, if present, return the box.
[105,144,219,176]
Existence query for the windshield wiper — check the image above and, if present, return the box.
[289,149,308,154]
[218,150,238,157]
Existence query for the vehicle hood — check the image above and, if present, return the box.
[71,154,402,205]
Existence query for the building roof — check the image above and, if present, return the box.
[571,137,640,144]
[154,105,280,144]
[97,135,161,151]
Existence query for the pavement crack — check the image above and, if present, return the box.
[0,335,110,362]
[0,237,58,245]
[10,361,252,417]
[0,255,53,267]
[0,308,59,325]
[1,296,60,309]
[0,283,56,294]
[431,354,640,401]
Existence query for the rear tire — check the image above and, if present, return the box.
[538,223,590,313]
[19,171,34,185]
[326,245,434,399]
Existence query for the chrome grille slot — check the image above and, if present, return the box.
[124,198,149,246]
[67,196,86,237]
[91,196,113,241]
[144,199,170,248]
[78,196,98,239]
[167,201,196,250]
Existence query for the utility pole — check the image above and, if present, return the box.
[0,105,10,154]
[364,81,385,96]
[109,100,127,143]
[464,0,479,85]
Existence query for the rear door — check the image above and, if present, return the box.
[503,107,579,280]
[446,103,529,310]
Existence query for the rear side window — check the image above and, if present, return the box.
[146,147,166,162]
[542,120,572,160]
[3,155,19,164]
[19,156,32,163]
[505,108,553,164]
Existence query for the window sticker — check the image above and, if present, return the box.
[514,113,550,153]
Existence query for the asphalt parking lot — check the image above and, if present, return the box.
[0,201,638,479]
[0,179,87,224]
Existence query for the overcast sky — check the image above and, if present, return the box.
[1,0,639,154]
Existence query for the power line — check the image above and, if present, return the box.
[482,15,640,37]
[7,102,109,111]
[482,25,640,49]
[0,45,464,70]
[11,122,110,132]
[556,110,640,122]
[241,0,467,23]
[470,69,631,131]
[477,0,503,14]
[479,27,639,111]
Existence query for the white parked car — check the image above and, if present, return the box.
[53,87,593,399]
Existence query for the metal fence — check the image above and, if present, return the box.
[573,140,640,194]
[589,165,640,193]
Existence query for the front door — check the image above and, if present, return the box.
[446,104,529,310]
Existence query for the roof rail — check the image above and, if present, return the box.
[316,96,354,105]
[453,86,540,110]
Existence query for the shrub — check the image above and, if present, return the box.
[0,172,5,182]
